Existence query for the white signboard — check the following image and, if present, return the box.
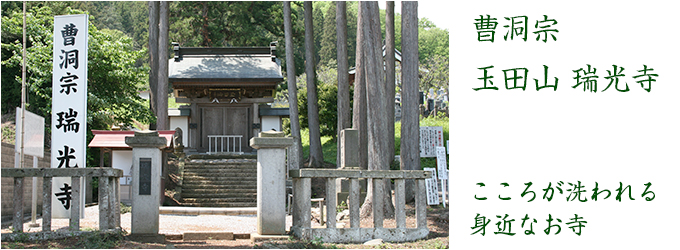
[424,168,439,205]
[15,107,45,158]
[419,126,444,157]
[436,146,448,180]
[51,14,88,219]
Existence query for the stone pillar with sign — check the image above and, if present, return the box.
[125,131,166,236]
[51,14,88,219]
[249,131,293,236]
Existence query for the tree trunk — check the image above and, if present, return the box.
[360,1,394,219]
[352,3,368,171]
[157,1,169,131]
[304,1,324,168]
[284,1,303,170]
[400,1,420,202]
[336,1,350,168]
[386,1,396,167]
[201,2,210,46]
[148,1,159,130]
[158,1,170,205]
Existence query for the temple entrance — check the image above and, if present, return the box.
[199,105,252,152]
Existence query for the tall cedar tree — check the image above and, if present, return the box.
[303,1,324,168]
[359,1,395,220]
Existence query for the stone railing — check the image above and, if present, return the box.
[208,135,243,154]
[289,169,431,243]
[1,168,123,233]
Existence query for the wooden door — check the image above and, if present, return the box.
[200,106,251,152]
[201,107,225,149]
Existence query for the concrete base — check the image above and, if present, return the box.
[291,227,430,243]
[127,233,166,243]
[183,231,234,241]
[250,233,290,243]
[159,206,256,215]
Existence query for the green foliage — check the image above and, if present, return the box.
[310,236,325,247]
[295,64,353,139]
[298,127,337,164]
[1,5,154,168]
[394,115,449,170]
[336,200,348,213]
[418,18,449,62]
[297,82,338,138]
[76,230,124,249]
[420,55,449,92]
[120,202,131,214]
[311,2,358,68]
[318,2,337,67]
[11,232,30,242]
[2,124,16,144]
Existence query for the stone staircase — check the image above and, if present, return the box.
[180,156,257,207]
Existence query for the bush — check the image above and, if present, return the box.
[297,83,344,138]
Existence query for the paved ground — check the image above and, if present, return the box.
[1,205,297,235]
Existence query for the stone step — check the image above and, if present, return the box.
[182,179,256,186]
[183,188,257,195]
[184,162,257,167]
[181,202,257,207]
[181,197,257,203]
[183,168,257,174]
[182,172,256,178]
[181,192,256,199]
[186,161,257,166]
[182,178,256,184]
[182,183,257,190]
[188,154,257,160]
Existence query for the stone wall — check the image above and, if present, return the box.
[1,142,49,222]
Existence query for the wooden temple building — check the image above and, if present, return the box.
[168,42,287,154]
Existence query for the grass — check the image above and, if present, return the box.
[300,128,338,164]
[299,115,449,170]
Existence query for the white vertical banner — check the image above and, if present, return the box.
[51,14,88,219]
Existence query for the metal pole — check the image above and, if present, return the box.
[22,1,40,228]
[30,157,38,227]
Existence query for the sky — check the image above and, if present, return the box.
[378,1,453,31]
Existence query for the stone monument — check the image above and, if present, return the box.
[336,129,367,206]
[125,131,166,238]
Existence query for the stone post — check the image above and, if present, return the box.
[125,131,166,237]
[250,131,293,235]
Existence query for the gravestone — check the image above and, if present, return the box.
[125,131,166,237]
[335,129,367,206]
